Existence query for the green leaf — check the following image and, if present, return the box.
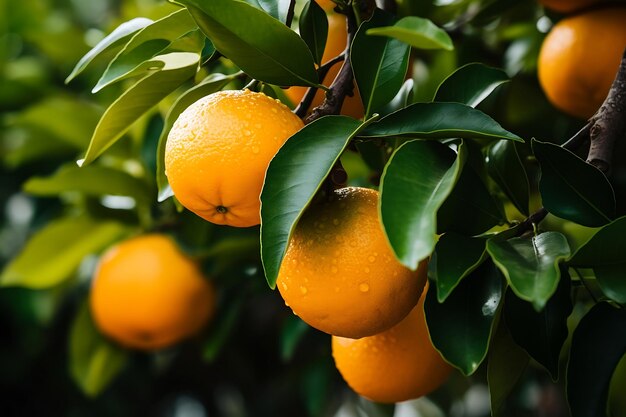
[93,9,198,92]
[366,16,453,51]
[487,232,571,311]
[299,0,328,65]
[434,63,509,107]
[280,316,310,361]
[80,52,199,166]
[378,78,414,116]
[1,217,130,289]
[69,303,129,397]
[380,140,464,270]
[352,9,411,118]
[66,17,153,83]
[567,302,626,417]
[488,321,529,417]
[179,0,318,86]
[156,72,240,201]
[487,141,530,216]
[429,233,486,302]
[203,294,244,362]
[360,102,523,142]
[533,139,615,227]
[569,216,626,303]
[24,165,153,207]
[425,260,503,375]
[261,116,364,288]
[504,272,572,379]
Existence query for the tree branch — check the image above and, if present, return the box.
[294,54,345,118]
[285,0,296,28]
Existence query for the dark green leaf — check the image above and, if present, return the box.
[567,302,626,417]
[299,0,328,65]
[203,294,244,362]
[261,116,364,288]
[280,316,310,361]
[379,78,414,116]
[360,102,523,142]
[533,139,615,227]
[429,233,486,302]
[425,260,503,375]
[504,272,572,379]
[434,63,509,108]
[380,140,464,269]
[487,141,530,215]
[487,232,570,311]
[366,16,453,51]
[352,9,410,118]
[179,0,318,86]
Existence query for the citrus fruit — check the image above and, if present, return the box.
[539,0,606,13]
[537,7,626,119]
[165,89,304,227]
[316,0,336,11]
[285,13,364,119]
[90,234,215,350]
[332,286,452,403]
[276,187,427,339]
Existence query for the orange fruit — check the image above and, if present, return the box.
[316,0,336,11]
[90,234,215,350]
[285,13,364,119]
[165,90,304,227]
[276,187,427,339]
[332,286,452,403]
[538,7,626,119]
[539,0,607,13]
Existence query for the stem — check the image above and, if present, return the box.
[285,0,297,28]
[244,79,261,91]
[514,207,549,237]
[561,122,591,152]
[294,54,346,118]
[573,268,598,303]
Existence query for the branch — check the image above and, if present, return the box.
[285,0,296,28]
[294,54,345,118]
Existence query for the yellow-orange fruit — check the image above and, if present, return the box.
[539,0,607,13]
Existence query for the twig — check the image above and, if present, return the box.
[561,122,591,151]
[513,207,549,237]
[285,0,297,28]
[573,267,598,303]
[294,54,345,118]
[244,79,261,91]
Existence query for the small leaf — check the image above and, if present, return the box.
[434,63,509,108]
[425,260,503,375]
[366,16,453,51]
[487,141,530,216]
[567,302,626,417]
[352,9,411,118]
[429,233,486,302]
[70,303,129,397]
[380,140,465,270]
[179,0,318,86]
[261,116,364,288]
[487,231,571,311]
[1,217,130,289]
[81,52,199,166]
[299,0,328,65]
[533,139,615,227]
[66,17,153,83]
[360,102,523,142]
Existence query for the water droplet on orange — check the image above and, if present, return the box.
[300,286,308,295]
[359,283,370,292]
[368,255,375,263]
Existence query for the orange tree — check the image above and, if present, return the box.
[1,0,626,416]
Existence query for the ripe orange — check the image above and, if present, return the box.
[537,7,626,119]
[276,187,427,339]
[539,0,606,13]
[165,90,304,227]
[332,286,452,403]
[285,13,364,119]
[316,0,336,11]
[90,234,215,350]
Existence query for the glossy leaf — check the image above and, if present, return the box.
[487,141,530,215]
[66,17,153,83]
[567,302,626,417]
[366,16,453,51]
[429,233,486,302]
[261,116,363,288]
[425,260,503,375]
[299,0,328,65]
[80,52,199,166]
[352,9,410,118]
[487,232,570,311]
[70,303,129,397]
[379,78,414,116]
[179,0,318,86]
[533,139,615,227]
[380,140,464,270]
[434,63,509,107]
[360,102,523,142]
[1,217,129,289]
[504,273,572,379]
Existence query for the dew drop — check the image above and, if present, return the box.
[244,129,251,136]
[300,286,308,295]
[368,256,375,263]
[281,282,288,291]
[332,218,340,226]
[252,146,260,154]
[364,267,370,273]
[350,241,358,248]
[272,108,278,113]
[359,283,370,292]
[331,267,338,273]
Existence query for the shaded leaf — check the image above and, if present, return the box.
[366,16,453,51]
[487,140,530,216]
[379,78,414,116]
[280,316,310,361]
[434,63,509,108]
[203,294,244,362]
[299,0,328,65]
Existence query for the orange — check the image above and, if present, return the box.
[332,286,452,403]
[316,0,336,11]
[276,187,427,339]
[90,234,215,350]
[538,7,626,119]
[539,0,607,13]
[165,90,304,227]
[285,13,364,119]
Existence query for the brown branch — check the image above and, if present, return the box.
[285,0,296,28]
[294,54,345,118]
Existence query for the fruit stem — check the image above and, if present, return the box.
[295,54,345,119]
[285,0,297,28]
